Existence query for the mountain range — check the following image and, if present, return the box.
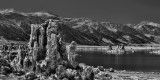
[0,9,159,45]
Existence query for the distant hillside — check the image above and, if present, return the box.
[0,9,60,41]
[0,9,159,45]
[63,18,156,45]
[133,21,160,43]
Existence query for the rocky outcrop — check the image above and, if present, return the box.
[4,19,110,80]
[26,19,81,77]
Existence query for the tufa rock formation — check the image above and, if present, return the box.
[28,19,78,74]
[0,19,112,80]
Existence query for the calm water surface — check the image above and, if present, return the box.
[76,51,160,72]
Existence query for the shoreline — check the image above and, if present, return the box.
[76,45,160,52]
[1,68,160,80]
[108,69,160,80]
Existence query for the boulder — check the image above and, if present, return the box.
[25,72,37,80]
[81,66,94,80]
[108,68,115,72]
[97,66,104,71]
[0,59,13,75]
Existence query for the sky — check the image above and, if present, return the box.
[0,0,160,24]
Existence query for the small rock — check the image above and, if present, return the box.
[25,72,37,80]
[97,66,104,71]
[108,68,114,72]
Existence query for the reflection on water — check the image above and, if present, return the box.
[76,50,160,72]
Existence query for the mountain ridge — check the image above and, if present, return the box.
[0,9,159,45]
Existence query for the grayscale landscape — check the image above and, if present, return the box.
[1,0,160,80]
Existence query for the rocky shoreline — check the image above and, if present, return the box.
[1,64,160,80]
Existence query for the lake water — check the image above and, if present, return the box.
[76,50,160,72]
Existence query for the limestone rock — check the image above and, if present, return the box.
[28,19,73,75]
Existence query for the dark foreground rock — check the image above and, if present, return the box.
[0,59,13,75]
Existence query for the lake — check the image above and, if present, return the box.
[76,50,160,72]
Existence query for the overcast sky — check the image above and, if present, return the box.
[0,0,160,24]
